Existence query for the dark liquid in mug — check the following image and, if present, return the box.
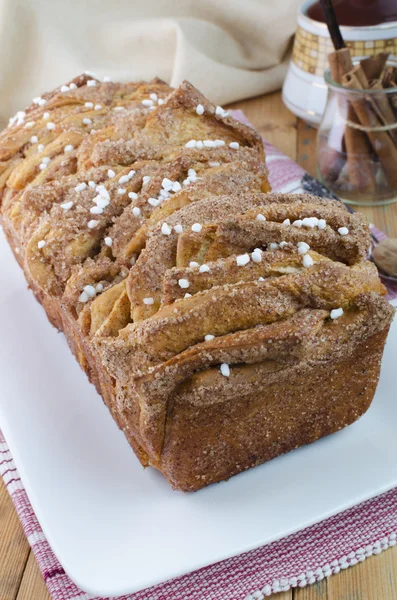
[307,0,397,27]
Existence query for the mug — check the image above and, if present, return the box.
[282,0,397,126]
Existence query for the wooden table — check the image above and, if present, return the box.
[1,90,397,600]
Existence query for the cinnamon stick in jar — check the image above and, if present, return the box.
[369,79,397,146]
[360,53,389,82]
[328,48,353,83]
[382,66,396,89]
[342,70,397,190]
[345,107,375,193]
[319,0,397,201]
[329,49,376,194]
[382,66,397,117]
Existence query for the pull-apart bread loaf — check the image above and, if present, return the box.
[0,74,394,491]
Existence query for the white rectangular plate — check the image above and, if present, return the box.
[0,229,396,598]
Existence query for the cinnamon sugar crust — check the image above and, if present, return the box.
[0,75,394,491]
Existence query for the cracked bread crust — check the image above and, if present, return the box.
[0,74,394,491]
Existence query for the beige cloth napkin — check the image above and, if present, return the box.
[0,0,301,122]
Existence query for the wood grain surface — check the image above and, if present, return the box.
[0,90,396,600]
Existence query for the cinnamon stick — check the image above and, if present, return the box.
[382,66,395,88]
[329,52,376,194]
[345,107,376,194]
[381,67,397,118]
[388,88,397,119]
[360,53,389,82]
[349,64,370,89]
[369,79,397,146]
[328,48,353,83]
[343,70,397,190]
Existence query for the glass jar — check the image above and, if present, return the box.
[317,67,397,206]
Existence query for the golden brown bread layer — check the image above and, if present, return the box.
[0,74,394,491]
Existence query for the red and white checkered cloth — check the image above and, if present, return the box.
[1,111,397,600]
